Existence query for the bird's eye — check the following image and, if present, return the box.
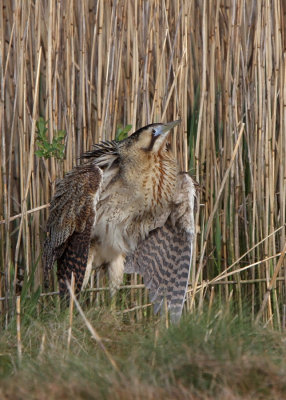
[152,128,156,135]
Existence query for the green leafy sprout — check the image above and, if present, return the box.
[35,117,66,160]
[115,123,132,141]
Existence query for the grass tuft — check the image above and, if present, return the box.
[0,301,286,399]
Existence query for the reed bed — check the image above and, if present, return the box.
[0,0,285,327]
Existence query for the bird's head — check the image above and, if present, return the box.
[118,120,181,197]
[81,120,181,172]
[119,120,181,159]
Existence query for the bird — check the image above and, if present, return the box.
[43,120,197,322]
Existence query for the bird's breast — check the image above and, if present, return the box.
[90,154,178,262]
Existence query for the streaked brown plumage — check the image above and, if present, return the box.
[43,120,197,321]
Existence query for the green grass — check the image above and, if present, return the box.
[1,300,286,399]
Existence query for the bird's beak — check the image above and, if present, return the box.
[153,119,181,137]
[164,119,181,131]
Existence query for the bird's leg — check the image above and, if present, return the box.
[108,254,125,310]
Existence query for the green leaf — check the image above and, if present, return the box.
[115,124,132,141]
[35,150,45,158]
[35,117,66,160]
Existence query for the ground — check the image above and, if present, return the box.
[0,296,286,400]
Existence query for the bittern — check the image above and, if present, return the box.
[43,120,197,322]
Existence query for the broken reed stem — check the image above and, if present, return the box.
[0,204,50,225]
[214,225,285,283]
[210,253,282,283]
[16,296,22,362]
[121,303,152,314]
[67,273,75,352]
[66,280,120,373]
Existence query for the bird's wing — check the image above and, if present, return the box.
[42,163,102,293]
[124,173,197,322]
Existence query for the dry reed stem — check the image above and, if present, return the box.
[13,46,42,289]
[210,253,282,283]
[67,273,75,352]
[191,123,245,309]
[255,241,286,324]
[16,296,22,362]
[66,280,119,373]
[121,303,152,314]
[0,204,50,225]
[208,286,215,319]
[213,225,285,283]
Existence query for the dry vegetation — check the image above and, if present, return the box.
[1,0,286,398]
[1,303,286,400]
[0,0,286,343]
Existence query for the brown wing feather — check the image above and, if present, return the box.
[57,222,93,294]
[43,163,102,293]
[124,173,197,322]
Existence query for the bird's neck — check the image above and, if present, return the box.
[134,151,178,210]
